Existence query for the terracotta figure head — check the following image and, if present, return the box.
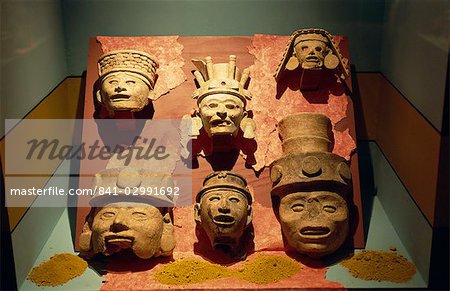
[194,171,253,255]
[191,55,255,139]
[270,113,352,257]
[79,167,175,259]
[293,33,329,70]
[274,28,349,81]
[96,50,159,115]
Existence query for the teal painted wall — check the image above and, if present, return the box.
[368,142,432,283]
[1,0,68,134]
[11,159,71,288]
[381,0,448,131]
[61,0,385,75]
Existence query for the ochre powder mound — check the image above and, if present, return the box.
[153,258,233,285]
[341,250,416,283]
[237,255,301,284]
[154,255,302,285]
[27,253,88,286]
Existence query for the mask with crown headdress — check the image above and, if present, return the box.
[96,50,159,116]
[190,55,255,139]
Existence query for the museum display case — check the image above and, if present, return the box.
[1,1,448,290]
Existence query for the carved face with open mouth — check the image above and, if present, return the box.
[198,94,246,137]
[196,189,251,249]
[278,191,349,256]
[100,71,153,113]
[294,40,328,70]
[91,202,164,259]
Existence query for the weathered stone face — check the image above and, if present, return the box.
[270,112,352,258]
[194,171,253,257]
[198,94,246,137]
[197,189,250,247]
[294,39,328,70]
[100,72,152,113]
[278,191,349,256]
[91,202,165,259]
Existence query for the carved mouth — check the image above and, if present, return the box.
[305,56,320,63]
[213,215,235,226]
[110,94,131,102]
[211,119,232,127]
[105,235,134,245]
[299,227,330,238]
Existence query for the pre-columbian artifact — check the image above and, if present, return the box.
[96,50,159,116]
[190,55,255,139]
[274,29,349,90]
[195,171,253,258]
[79,167,175,259]
[270,113,352,257]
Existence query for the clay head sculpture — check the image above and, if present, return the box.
[293,33,329,70]
[270,113,352,257]
[194,171,253,256]
[96,50,159,115]
[274,28,349,81]
[191,55,255,139]
[79,167,176,259]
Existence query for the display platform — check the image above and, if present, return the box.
[75,35,365,255]
[18,177,427,290]
[63,34,372,290]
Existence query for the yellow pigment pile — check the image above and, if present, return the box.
[341,250,416,283]
[154,258,233,285]
[236,255,302,284]
[154,255,301,285]
[27,253,88,286]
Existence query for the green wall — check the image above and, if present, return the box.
[61,0,385,74]
[1,0,68,134]
[381,0,448,132]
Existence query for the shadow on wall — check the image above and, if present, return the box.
[68,72,87,244]
[350,65,376,240]
[0,157,18,290]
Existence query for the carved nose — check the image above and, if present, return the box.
[218,200,231,213]
[216,111,227,119]
[114,86,126,93]
[111,213,129,232]
[110,222,129,233]
[308,205,320,218]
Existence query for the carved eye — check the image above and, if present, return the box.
[109,80,118,85]
[225,104,236,110]
[102,211,116,218]
[301,46,309,51]
[208,103,218,108]
[126,80,136,85]
[323,205,337,213]
[209,196,220,201]
[229,197,240,203]
[132,211,147,220]
[291,203,304,212]
[315,46,322,52]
